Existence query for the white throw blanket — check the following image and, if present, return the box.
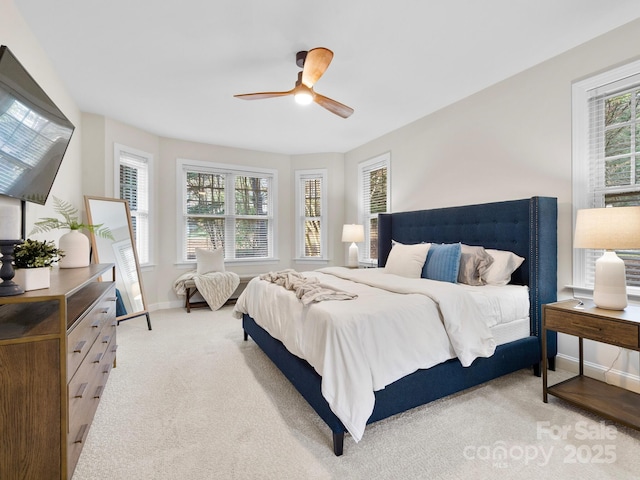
[233,267,503,442]
[174,270,240,311]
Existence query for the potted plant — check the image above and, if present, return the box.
[30,196,114,268]
[12,239,65,290]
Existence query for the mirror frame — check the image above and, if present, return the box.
[84,195,151,330]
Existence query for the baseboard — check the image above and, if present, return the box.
[555,353,640,393]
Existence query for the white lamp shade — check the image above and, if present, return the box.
[342,224,364,243]
[574,206,640,249]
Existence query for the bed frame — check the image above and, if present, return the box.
[242,196,557,455]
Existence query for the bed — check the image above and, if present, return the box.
[235,196,557,455]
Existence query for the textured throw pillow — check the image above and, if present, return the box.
[196,247,225,274]
[421,243,461,283]
[385,242,430,278]
[457,244,494,286]
[482,249,525,286]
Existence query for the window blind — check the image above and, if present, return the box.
[181,163,275,262]
[303,177,322,257]
[359,155,389,262]
[119,150,149,264]
[586,76,640,286]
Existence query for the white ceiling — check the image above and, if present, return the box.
[13,0,640,155]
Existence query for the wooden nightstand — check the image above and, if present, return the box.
[542,300,640,431]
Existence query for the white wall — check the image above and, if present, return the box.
[0,0,83,243]
[344,18,640,389]
[7,0,640,388]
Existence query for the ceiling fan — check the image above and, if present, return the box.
[234,47,354,119]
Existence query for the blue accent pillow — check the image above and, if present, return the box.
[421,243,462,283]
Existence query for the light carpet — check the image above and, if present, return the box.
[73,306,640,479]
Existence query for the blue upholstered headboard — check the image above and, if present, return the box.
[377,197,557,344]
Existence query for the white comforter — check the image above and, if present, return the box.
[233,267,526,442]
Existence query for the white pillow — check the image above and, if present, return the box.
[385,242,430,278]
[196,247,225,274]
[482,249,524,286]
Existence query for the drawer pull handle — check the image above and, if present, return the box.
[94,385,104,398]
[107,297,118,302]
[102,335,110,344]
[75,382,88,398]
[99,308,109,314]
[91,319,101,328]
[73,340,86,354]
[93,352,103,364]
[74,424,89,444]
[103,364,112,375]
[111,344,119,353]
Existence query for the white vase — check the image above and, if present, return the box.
[13,267,50,291]
[58,230,90,268]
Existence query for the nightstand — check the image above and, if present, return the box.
[542,300,640,431]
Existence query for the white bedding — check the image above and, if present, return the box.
[232,267,529,442]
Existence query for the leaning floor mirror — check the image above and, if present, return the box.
[85,196,152,330]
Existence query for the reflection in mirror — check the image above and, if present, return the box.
[85,196,151,330]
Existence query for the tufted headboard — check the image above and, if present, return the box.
[377,197,557,348]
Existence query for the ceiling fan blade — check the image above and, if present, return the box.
[234,89,293,100]
[301,48,334,87]
[314,92,354,118]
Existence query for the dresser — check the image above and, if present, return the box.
[0,264,117,479]
[542,300,640,431]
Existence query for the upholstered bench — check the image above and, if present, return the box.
[183,274,256,312]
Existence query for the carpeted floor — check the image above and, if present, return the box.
[72,306,640,479]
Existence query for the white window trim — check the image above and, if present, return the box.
[294,168,328,262]
[357,152,391,265]
[176,158,278,266]
[572,58,640,300]
[114,143,153,267]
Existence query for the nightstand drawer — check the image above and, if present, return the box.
[545,309,639,349]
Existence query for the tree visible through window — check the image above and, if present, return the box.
[573,61,640,289]
[599,86,640,285]
[180,160,275,262]
[295,170,326,259]
[359,153,390,264]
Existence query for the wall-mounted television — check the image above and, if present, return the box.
[0,45,75,205]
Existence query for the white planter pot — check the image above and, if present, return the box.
[13,267,50,291]
[58,230,91,268]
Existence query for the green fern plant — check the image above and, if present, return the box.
[30,196,115,240]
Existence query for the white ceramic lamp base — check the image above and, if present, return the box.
[347,242,359,267]
[593,250,628,310]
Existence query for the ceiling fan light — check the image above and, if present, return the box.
[294,91,313,105]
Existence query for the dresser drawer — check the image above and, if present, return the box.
[545,308,639,349]
[67,287,116,378]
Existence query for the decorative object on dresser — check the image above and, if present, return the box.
[30,196,114,269]
[342,224,364,267]
[237,196,558,455]
[0,197,24,296]
[12,238,64,291]
[543,300,640,431]
[84,196,152,330]
[573,206,640,310]
[0,263,118,479]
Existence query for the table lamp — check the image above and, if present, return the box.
[574,206,640,310]
[342,224,364,268]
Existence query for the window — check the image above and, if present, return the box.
[358,153,390,264]
[295,169,327,260]
[177,159,277,263]
[114,144,151,265]
[572,60,640,291]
